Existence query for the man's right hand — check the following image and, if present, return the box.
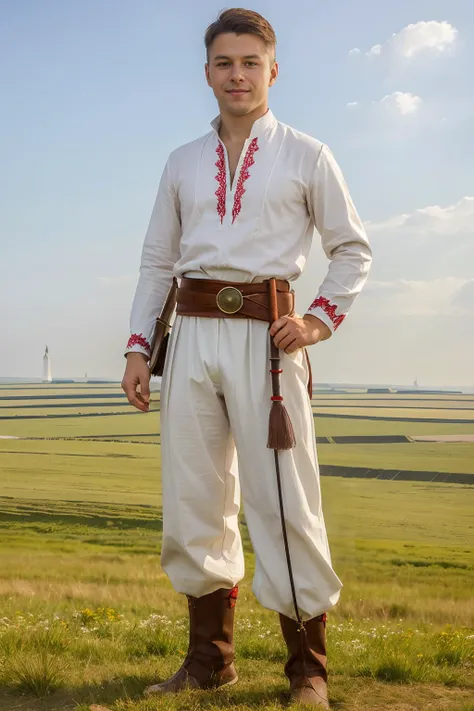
[121,353,151,412]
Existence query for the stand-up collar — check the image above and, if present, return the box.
[210,108,277,139]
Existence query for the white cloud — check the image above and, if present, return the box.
[346,101,359,109]
[366,196,474,236]
[367,43,382,56]
[364,196,474,285]
[364,277,472,316]
[348,48,361,57]
[391,20,458,59]
[377,91,422,115]
[361,20,458,60]
[452,281,474,311]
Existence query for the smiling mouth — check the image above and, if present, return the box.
[227,90,249,94]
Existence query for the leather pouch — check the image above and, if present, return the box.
[149,277,178,377]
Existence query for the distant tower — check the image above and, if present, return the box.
[42,345,52,382]
[413,376,419,388]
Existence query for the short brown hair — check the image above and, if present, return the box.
[204,8,276,60]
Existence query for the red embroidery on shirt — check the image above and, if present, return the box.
[308,296,345,330]
[126,333,151,352]
[215,143,227,223]
[227,585,239,608]
[232,137,259,224]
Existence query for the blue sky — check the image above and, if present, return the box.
[1,0,473,385]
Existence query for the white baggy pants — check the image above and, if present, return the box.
[159,312,343,621]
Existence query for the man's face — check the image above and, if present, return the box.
[205,33,278,117]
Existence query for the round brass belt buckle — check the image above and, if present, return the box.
[216,286,244,314]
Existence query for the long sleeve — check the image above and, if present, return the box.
[124,155,181,359]
[305,144,372,334]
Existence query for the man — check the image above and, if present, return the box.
[122,8,372,708]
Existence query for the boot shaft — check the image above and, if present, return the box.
[279,612,328,683]
[185,586,238,672]
[144,586,239,695]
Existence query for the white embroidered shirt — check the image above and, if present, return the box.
[124,108,372,359]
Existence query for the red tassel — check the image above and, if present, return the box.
[267,400,296,450]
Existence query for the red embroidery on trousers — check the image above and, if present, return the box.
[126,333,151,352]
[308,296,345,329]
[232,137,259,223]
[215,143,227,223]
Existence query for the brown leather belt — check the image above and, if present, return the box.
[176,277,295,321]
[176,276,312,400]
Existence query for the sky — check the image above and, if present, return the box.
[1,0,473,386]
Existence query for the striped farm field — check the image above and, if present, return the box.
[311,406,474,420]
[313,393,474,401]
[312,398,474,410]
[1,384,473,474]
[0,398,129,408]
[313,417,474,436]
[317,442,474,475]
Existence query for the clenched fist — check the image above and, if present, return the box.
[269,314,331,354]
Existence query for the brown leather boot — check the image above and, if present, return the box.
[144,586,239,695]
[279,612,329,709]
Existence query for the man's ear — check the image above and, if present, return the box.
[269,60,279,87]
[205,63,212,87]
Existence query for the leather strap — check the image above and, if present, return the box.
[180,277,291,294]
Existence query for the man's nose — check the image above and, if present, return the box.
[229,63,245,82]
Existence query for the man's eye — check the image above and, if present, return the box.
[217,62,230,67]
[246,62,257,66]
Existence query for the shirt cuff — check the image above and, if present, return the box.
[306,296,346,334]
[124,333,151,360]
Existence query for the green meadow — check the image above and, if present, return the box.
[0,384,473,710]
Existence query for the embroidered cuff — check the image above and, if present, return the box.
[124,333,151,359]
[306,296,346,333]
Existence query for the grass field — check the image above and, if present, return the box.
[0,480,473,711]
[0,384,473,710]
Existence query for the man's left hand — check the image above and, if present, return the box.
[269,314,331,354]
